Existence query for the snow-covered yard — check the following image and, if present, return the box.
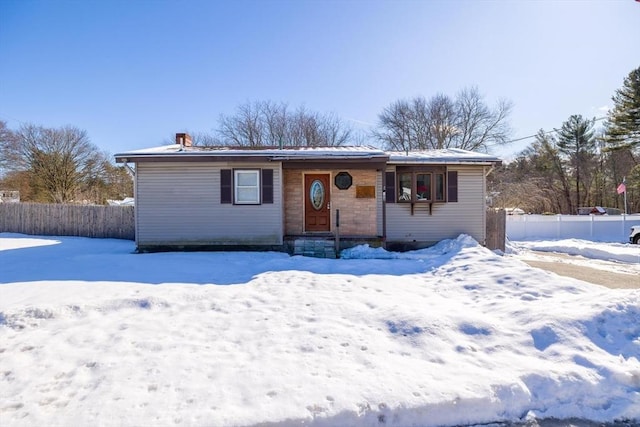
[0,233,639,426]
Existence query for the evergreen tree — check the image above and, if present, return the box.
[556,115,597,211]
[604,66,640,154]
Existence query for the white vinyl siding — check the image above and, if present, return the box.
[135,162,282,246]
[385,166,487,244]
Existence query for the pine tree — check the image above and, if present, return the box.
[604,66,640,153]
[557,115,597,210]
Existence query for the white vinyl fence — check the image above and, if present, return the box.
[506,215,640,243]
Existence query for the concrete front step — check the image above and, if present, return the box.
[292,238,337,259]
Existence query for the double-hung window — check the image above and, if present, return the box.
[234,170,260,204]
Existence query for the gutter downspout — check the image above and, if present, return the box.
[123,162,136,178]
[484,160,502,177]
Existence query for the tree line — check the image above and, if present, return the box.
[0,88,509,204]
[490,66,639,214]
[0,66,637,211]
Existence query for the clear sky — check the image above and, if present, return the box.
[1,0,638,161]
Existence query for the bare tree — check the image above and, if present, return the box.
[371,99,417,151]
[289,106,319,147]
[1,124,105,203]
[317,112,352,146]
[0,120,17,177]
[374,87,512,152]
[528,131,573,213]
[218,101,264,147]
[262,101,288,146]
[455,87,512,151]
[81,157,133,203]
[489,130,576,214]
[425,94,458,149]
[215,101,353,147]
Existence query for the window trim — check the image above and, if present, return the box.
[396,166,447,204]
[233,169,261,205]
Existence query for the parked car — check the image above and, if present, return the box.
[630,225,640,244]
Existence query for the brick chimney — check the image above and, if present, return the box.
[176,133,192,147]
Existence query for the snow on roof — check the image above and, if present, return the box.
[115,145,501,164]
[115,144,387,159]
[116,144,182,155]
[387,148,501,164]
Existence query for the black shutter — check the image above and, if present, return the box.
[221,169,232,204]
[385,172,396,203]
[447,171,458,202]
[262,169,273,204]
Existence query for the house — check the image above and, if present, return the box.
[114,133,501,255]
[0,190,20,203]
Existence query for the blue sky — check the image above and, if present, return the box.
[0,0,638,161]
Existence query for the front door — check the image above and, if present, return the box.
[304,174,330,232]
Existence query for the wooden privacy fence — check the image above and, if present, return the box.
[0,203,135,240]
[486,208,506,251]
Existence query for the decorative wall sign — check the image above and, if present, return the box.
[334,172,352,190]
[310,180,325,210]
[356,185,375,198]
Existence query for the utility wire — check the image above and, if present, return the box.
[505,116,607,145]
[0,113,29,126]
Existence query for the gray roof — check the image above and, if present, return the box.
[115,144,501,165]
[115,144,387,161]
[387,148,501,164]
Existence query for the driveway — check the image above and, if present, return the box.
[521,251,640,290]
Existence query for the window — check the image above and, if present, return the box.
[385,170,458,204]
[234,170,260,204]
[221,169,274,205]
[435,173,445,201]
[416,173,431,201]
[396,167,445,203]
[398,172,412,201]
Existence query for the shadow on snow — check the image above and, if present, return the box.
[0,234,459,285]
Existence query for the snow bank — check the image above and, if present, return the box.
[509,238,640,264]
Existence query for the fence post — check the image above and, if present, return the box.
[334,209,340,258]
[485,208,505,251]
